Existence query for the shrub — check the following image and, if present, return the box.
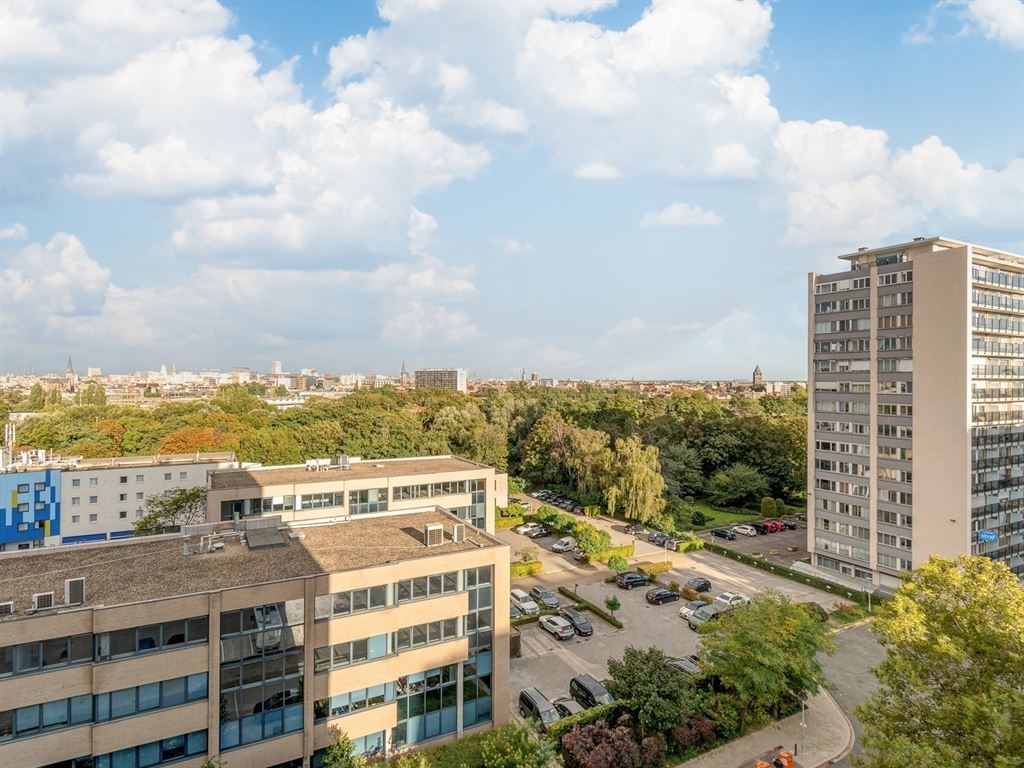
[510,561,542,578]
[690,509,708,527]
[639,734,667,768]
[668,581,680,594]
[636,561,672,577]
[699,593,713,604]
[545,701,620,739]
[604,595,621,618]
[561,720,647,768]
[681,586,698,601]
[496,515,524,530]
[760,496,775,517]
[774,498,787,516]
[673,533,704,554]
[797,602,829,622]
[607,554,630,572]
[596,544,635,563]
[669,716,717,752]
[517,545,540,563]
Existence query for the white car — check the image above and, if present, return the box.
[514,522,541,536]
[714,592,750,609]
[551,536,576,553]
[511,588,540,615]
[538,615,575,641]
[677,599,707,621]
[732,524,758,537]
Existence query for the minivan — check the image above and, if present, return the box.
[569,674,614,709]
[518,687,560,730]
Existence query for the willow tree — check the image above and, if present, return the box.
[605,436,666,523]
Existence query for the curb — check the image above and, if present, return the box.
[815,687,856,767]
[829,617,872,635]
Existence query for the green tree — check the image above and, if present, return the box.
[607,554,629,573]
[604,436,666,523]
[26,383,46,411]
[271,384,289,397]
[699,590,832,731]
[199,759,228,768]
[706,463,770,508]
[606,646,697,737]
[774,498,787,516]
[658,442,705,499]
[480,723,559,768]
[46,388,63,406]
[572,520,611,557]
[321,731,368,768]
[854,556,1024,768]
[133,487,208,535]
[508,476,528,495]
[604,595,621,619]
[74,381,107,406]
[760,496,775,516]
[521,410,572,484]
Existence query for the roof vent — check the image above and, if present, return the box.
[0,602,13,617]
[32,592,55,611]
[857,247,868,252]
[424,523,444,547]
[65,578,85,605]
[912,236,926,241]
[211,542,225,553]
[288,531,305,541]
[452,523,466,543]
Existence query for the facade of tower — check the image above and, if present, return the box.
[752,365,763,387]
[807,237,1023,590]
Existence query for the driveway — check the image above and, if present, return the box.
[697,525,810,567]
[820,622,882,766]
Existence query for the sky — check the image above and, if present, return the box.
[1,0,1022,380]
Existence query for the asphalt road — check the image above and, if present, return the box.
[819,622,883,766]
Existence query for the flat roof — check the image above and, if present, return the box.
[72,452,237,470]
[209,455,490,490]
[837,237,1022,262]
[0,509,500,622]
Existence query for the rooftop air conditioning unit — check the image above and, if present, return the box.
[452,523,466,543]
[32,592,55,611]
[65,578,85,605]
[0,602,13,617]
[424,523,444,547]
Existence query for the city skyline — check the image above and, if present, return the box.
[2,1,1022,379]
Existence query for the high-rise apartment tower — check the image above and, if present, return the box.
[807,237,1023,589]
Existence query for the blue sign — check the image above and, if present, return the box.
[978,529,998,543]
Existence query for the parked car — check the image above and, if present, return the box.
[710,527,736,540]
[511,603,523,620]
[781,519,799,530]
[571,547,591,563]
[645,587,680,605]
[527,526,551,539]
[665,655,702,677]
[647,530,667,543]
[615,572,650,590]
[624,522,647,535]
[552,536,577,553]
[569,674,613,709]
[686,577,712,593]
[539,615,576,641]
[552,696,585,718]
[763,520,784,533]
[688,603,728,630]
[665,537,686,551]
[514,522,541,535]
[732,524,758,537]
[714,592,750,609]
[510,588,540,615]
[677,599,707,620]
[519,688,560,730]
[750,522,770,535]
[559,607,593,636]
[530,585,560,610]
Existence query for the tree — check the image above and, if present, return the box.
[508,476,528,495]
[26,383,46,410]
[706,464,769,508]
[607,554,629,573]
[604,595,621,619]
[133,487,208,535]
[157,426,229,454]
[479,723,558,768]
[854,556,1024,768]
[75,381,107,405]
[699,590,832,731]
[604,437,666,523]
[606,646,698,737]
[774,498,786,516]
[657,442,705,499]
[562,718,649,768]
[760,496,775,517]
[572,520,611,557]
[321,731,368,768]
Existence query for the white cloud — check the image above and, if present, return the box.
[495,237,532,255]
[382,302,478,345]
[0,223,28,240]
[574,162,621,180]
[903,0,1024,49]
[641,203,723,227]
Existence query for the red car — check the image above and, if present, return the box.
[763,520,784,533]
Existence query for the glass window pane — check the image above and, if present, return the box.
[443,572,458,593]
[110,689,135,719]
[110,630,136,658]
[333,593,351,616]
[42,699,68,729]
[0,646,12,676]
[412,578,427,600]
[428,623,441,643]
[220,719,240,750]
[111,747,136,768]
[284,702,303,733]
[240,713,262,744]
[333,643,351,667]
[163,620,186,647]
[71,634,92,662]
[351,590,368,612]
[70,694,92,724]
[188,673,208,701]
[15,705,40,735]
[314,595,332,620]
[412,625,427,647]
[367,634,388,660]
[351,639,368,663]
[137,625,160,653]
[162,677,185,707]
[188,730,208,756]
[161,735,186,760]
[41,637,69,668]
[95,693,110,722]
[138,682,160,711]
[428,575,443,596]
[15,643,40,673]
[396,581,411,603]
[369,585,387,608]
[220,611,241,637]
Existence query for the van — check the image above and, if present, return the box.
[569,674,613,709]
[518,687,560,730]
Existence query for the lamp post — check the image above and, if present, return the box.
[664,537,671,564]
[799,693,807,757]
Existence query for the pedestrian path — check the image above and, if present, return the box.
[677,689,853,768]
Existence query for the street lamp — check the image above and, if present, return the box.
[663,537,671,564]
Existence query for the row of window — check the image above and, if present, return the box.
[814,381,871,394]
[878,423,913,439]
[878,381,913,395]
[813,359,870,373]
[815,518,870,540]
[973,289,1024,313]
[973,337,1024,356]
[70,472,189,487]
[814,478,868,497]
[816,555,872,581]
[972,267,1024,290]
[878,467,912,483]
[815,318,871,334]
[815,277,871,294]
[816,420,869,436]
[878,509,913,528]
[392,479,485,501]
[974,364,1024,380]
[878,403,913,416]
[878,357,913,373]
[816,440,870,456]
[878,489,913,505]
[877,271,912,285]
[877,552,913,572]
[878,291,912,307]
[877,335,912,351]
[878,532,912,550]
[815,498,867,519]
[315,683,396,721]
[815,297,871,314]
[815,459,868,477]
[313,617,464,674]
[878,445,912,460]
[878,313,912,329]
[816,400,870,415]
[0,618,209,678]
[815,536,870,563]
[815,339,871,354]
[93,730,208,768]
[12,481,48,494]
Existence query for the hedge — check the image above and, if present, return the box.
[556,587,624,629]
[636,561,672,577]
[511,561,543,578]
[594,544,635,563]
[496,515,524,530]
[701,541,874,606]
[546,701,622,740]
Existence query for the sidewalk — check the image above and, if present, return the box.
[677,689,854,768]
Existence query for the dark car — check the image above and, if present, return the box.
[710,527,736,540]
[559,607,594,636]
[552,696,585,718]
[624,522,647,535]
[526,526,550,539]
[645,587,680,605]
[519,688,560,730]
[650,532,670,546]
[781,519,799,530]
[511,603,523,619]
[615,572,650,590]
[646,530,666,543]
[530,585,561,610]
[750,522,770,535]
[665,655,702,677]
[685,577,712,593]
[569,674,613,709]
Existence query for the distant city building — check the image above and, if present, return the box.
[752,364,763,387]
[86,367,101,378]
[269,360,283,375]
[415,368,467,394]
[807,237,1023,589]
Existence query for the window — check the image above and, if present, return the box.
[179,471,188,480]
[93,616,209,662]
[72,478,81,487]
[349,488,388,515]
[34,482,46,491]
[89,478,98,487]
[88,496,97,504]
[135,492,144,500]
[136,474,144,483]
[164,472,172,481]
[393,572,460,605]
[120,476,128,484]
[17,503,28,513]
[89,514,98,523]
[136,509,144,519]
[71,515,80,524]
[119,511,127,519]
[119,493,127,502]
[71,497,80,506]
[92,730,207,768]
[16,483,29,493]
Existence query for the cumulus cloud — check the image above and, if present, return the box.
[641,203,723,227]
[0,223,28,240]
[495,237,532,255]
[904,0,1024,49]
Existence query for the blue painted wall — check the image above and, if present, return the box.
[0,469,61,548]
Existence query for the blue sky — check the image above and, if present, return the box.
[1,0,1021,379]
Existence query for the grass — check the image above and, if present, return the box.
[689,499,759,529]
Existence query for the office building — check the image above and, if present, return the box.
[807,237,1023,589]
[413,369,467,394]
[269,361,283,375]
[0,469,61,551]
[60,453,240,545]
[0,508,509,767]
[208,455,507,534]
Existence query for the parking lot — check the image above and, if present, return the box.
[505,520,850,719]
[699,524,810,567]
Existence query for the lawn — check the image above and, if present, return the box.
[690,499,759,529]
